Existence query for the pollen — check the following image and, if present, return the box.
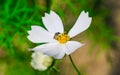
[54,32,70,44]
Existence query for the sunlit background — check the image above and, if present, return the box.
[0,0,120,75]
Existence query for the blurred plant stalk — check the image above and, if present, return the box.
[104,0,120,75]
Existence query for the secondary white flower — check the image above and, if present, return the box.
[27,10,92,59]
[31,52,53,71]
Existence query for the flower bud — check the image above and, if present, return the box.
[31,52,53,71]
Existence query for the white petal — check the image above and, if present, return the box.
[42,11,64,34]
[31,42,65,59]
[65,41,83,55]
[27,26,55,43]
[68,11,92,38]
[54,46,66,59]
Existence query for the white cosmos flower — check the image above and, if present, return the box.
[31,52,53,71]
[27,11,92,59]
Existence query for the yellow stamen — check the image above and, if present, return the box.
[54,32,70,44]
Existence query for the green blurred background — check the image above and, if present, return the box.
[0,0,120,75]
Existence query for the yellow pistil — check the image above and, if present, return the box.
[54,32,70,44]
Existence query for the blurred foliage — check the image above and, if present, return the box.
[0,0,119,75]
[0,0,52,75]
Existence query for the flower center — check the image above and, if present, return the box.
[54,32,70,44]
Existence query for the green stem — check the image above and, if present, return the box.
[69,55,81,75]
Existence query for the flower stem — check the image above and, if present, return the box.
[69,55,81,75]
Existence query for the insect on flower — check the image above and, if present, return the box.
[27,10,92,59]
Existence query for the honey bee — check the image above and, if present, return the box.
[54,32,61,40]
